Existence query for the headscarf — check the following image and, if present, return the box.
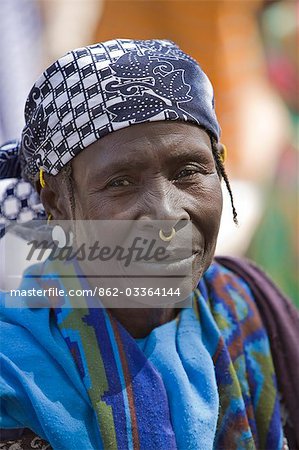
[0,39,220,180]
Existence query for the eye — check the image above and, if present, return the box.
[107,177,132,187]
[174,165,200,181]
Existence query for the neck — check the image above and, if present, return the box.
[75,261,178,337]
[108,307,178,338]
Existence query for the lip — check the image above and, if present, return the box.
[124,252,198,277]
[144,250,198,263]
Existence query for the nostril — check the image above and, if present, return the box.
[136,219,155,229]
[175,219,190,232]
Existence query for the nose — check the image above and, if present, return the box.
[137,183,191,234]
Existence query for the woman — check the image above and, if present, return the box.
[0,39,298,450]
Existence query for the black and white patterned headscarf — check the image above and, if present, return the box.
[0,38,221,227]
[1,38,220,180]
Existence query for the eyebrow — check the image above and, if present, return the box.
[162,145,212,160]
[86,159,147,187]
[88,143,213,182]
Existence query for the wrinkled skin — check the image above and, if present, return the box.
[41,122,224,337]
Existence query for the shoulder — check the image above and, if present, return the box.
[1,260,58,331]
[0,289,57,376]
[207,256,299,447]
[0,263,67,370]
[203,257,258,313]
[202,256,299,362]
[202,257,270,342]
[0,278,86,413]
[211,255,298,322]
[0,285,52,342]
[206,256,299,333]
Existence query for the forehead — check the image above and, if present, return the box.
[71,122,213,175]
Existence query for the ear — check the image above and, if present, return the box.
[38,174,71,220]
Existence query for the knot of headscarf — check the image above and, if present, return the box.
[0,141,45,230]
[0,140,22,179]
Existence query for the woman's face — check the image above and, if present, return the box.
[67,121,223,279]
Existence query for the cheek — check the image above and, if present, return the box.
[189,177,223,230]
[206,183,223,229]
[190,180,222,282]
[78,193,140,220]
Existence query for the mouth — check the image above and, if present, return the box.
[143,248,200,262]
[124,251,200,277]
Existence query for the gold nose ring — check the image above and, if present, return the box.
[159,227,176,242]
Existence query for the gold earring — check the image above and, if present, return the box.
[47,213,52,225]
[220,144,227,164]
[39,168,46,188]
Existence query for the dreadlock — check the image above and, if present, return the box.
[210,137,238,225]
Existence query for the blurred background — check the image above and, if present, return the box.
[0,0,298,305]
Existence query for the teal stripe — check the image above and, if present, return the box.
[104,310,134,450]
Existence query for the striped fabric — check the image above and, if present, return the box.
[53,260,283,449]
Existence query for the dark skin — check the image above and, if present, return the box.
[40,122,224,337]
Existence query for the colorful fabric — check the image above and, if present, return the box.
[1,259,283,449]
[0,39,220,179]
[216,256,299,448]
[55,302,219,450]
